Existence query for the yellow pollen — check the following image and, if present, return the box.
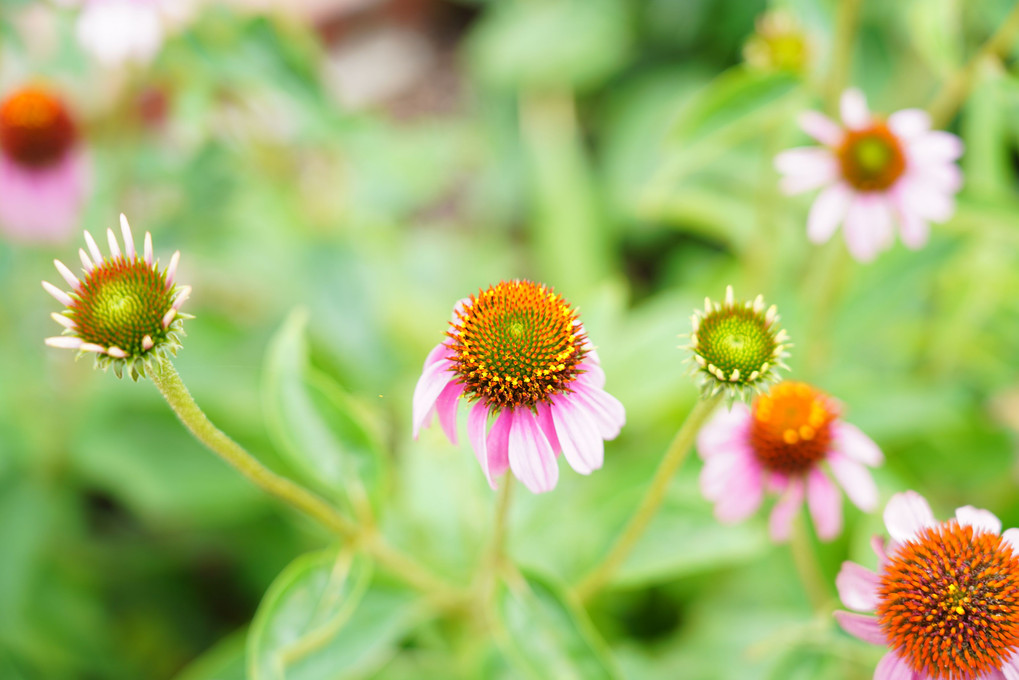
[783,429,799,444]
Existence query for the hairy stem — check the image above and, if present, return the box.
[790,511,832,612]
[574,393,724,600]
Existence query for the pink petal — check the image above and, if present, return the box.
[840,89,871,130]
[896,178,956,223]
[411,348,454,438]
[833,422,883,465]
[769,478,804,542]
[911,162,962,193]
[806,183,852,244]
[875,650,915,680]
[955,506,1002,535]
[871,535,889,564]
[710,452,765,523]
[0,150,86,243]
[572,384,625,440]
[887,108,931,140]
[577,359,606,390]
[1002,528,1019,557]
[468,401,494,488]
[507,409,559,493]
[1001,655,1019,680]
[834,611,886,645]
[828,452,878,512]
[550,398,602,475]
[911,130,964,163]
[799,110,844,146]
[775,148,838,194]
[883,491,935,544]
[535,402,561,455]
[844,194,892,263]
[434,380,464,445]
[697,403,752,459]
[487,409,512,481]
[836,561,880,611]
[701,448,754,500]
[807,468,842,541]
[894,201,930,250]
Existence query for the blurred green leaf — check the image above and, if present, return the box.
[248,548,416,680]
[0,480,50,631]
[496,570,622,680]
[263,308,387,510]
[468,0,630,91]
[173,628,247,680]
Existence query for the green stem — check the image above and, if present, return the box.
[487,477,514,575]
[789,511,831,612]
[150,358,460,601]
[825,0,864,115]
[574,393,724,600]
[927,1,1019,128]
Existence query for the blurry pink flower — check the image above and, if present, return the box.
[0,86,87,243]
[70,0,191,67]
[775,89,963,262]
[412,280,625,494]
[835,491,1019,680]
[697,381,882,541]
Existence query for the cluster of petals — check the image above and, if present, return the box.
[412,303,625,495]
[61,0,188,67]
[775,89,963,261]
[836,492,1019,680]
[696,395,882,542]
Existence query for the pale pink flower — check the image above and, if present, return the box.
[775,89,963,262]
[66,0,193,67]
[835,491,1019,680]
[412,280,625,494]
[0,86,87,243]
[697,381,882,541]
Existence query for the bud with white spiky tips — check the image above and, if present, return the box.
[42,214,192,380]
[686,286,791,404]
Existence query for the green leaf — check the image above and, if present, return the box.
[263,308,387,509]
[496,571,622,680]
[248,548,417,680]
[173,628,247,680]
[468,0,630,91]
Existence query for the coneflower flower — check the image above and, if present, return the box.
[70,0,177,67]
[42,214,191,379]
[775,89,963,261]
[687,286,791,403]
[697,381,882,541]
[836,491,1019,680]
[412,280,625,494]
[0,85,87,242]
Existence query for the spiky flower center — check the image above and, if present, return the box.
[69,257,175,356]
[749,381,836,475]
[877,522,1019,680]
[838,123,905,192]
[694,306,778,386]
[446,280,587,409]
[0,87,76,168]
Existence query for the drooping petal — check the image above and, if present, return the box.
[840,88,870,130]
[535,402,561,455]
[576,359,606,390]
[412,349,454,438]
[843,194,892,263]
[884,491,936,544]
[486,409,513,481]
[507,409,559,493]
[710,453,765,523]
[468,401,494,488]
[1001,654,1019,680]
[887,108,931,140]
[955,506,1002,536]
[807,468,843,541]
[832,422,883,465]
[775,148,839,194]
[0,151,86,243]
[911,130,964,163]
[769,478,804,542]
[434,380,464,445]
[572,384,625,440]
[874,650,915,680]
[834,611,886,645]
[896,178,956,223]
[697,403,752,459]
[550,398,603,475]
[828,451,878,512]
[836,561,881,611]
[806,183,852,245]
[895,201,930,251]
[799,110,844,146]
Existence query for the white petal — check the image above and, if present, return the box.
[955,506,1002,536]
[120,214,135,259]
[798,111,843,146]
[887,108,930,140]
[806,183,852,244]
[840,88,870,130]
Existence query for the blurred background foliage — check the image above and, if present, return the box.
[1,0,1019,678]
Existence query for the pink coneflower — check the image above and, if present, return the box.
[775,89,963,262]
[70,0,176,67]
[0,86,87,243]
[42,214,191,379]
[836,491,1019,680]
[412,280,626,494]
[697,381,882,541]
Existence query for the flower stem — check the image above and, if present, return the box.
[928,1,1019,128]
[487,477,514,575]
[150,358,460,601]
[789,511,832,612]
[825,0,864,115]
[574,392,724,600]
